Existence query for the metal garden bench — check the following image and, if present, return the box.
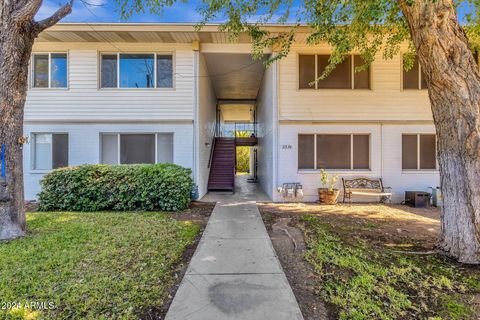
[342,177,392,203]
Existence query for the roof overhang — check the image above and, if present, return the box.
[36,23,314,44]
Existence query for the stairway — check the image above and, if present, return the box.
[208,137,235,191]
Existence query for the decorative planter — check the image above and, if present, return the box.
[318,188,340,205]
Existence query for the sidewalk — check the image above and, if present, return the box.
[165,179,304,319]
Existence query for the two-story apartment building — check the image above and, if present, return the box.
[23,23,440,203]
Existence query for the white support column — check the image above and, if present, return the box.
[273,58,280,201]
[193,45,200,192]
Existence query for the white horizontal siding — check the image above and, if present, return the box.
[382,124,440,202]
[278,45,433,121]
[276,124,382,202]
[23,123,194,200]
[274,123,440,203]
[25,46,194,121]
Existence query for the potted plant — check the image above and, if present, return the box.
[318,169,340,205]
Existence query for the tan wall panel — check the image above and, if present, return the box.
[278,45,432,121]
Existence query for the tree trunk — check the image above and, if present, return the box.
[0,1,72,240]
[400,0,480,264]
[0,7,36,240]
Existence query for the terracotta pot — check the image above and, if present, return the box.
[318,188,340,205]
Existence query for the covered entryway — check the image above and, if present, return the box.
[199,52,270,194]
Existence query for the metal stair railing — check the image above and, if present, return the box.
[207,137,217,169]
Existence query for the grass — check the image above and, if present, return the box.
[302,215,480,320]
[0,211,201,320]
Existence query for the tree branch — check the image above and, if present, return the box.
[35,0,74,32]
[13,0,42,23]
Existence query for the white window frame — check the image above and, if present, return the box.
[402,133,438,171]
[30,132,69,172]
[297,53,371,90]
[298,133,371,171]
[99,52,175,89]
[99,133,174,164]
[30,52,69,89]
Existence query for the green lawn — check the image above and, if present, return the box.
[302,215,480,320]
[0,211,201,320]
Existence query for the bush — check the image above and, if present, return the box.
[38,164,193,212]
[236,146,250,173]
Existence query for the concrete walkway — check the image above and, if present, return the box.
[165,176,303,320]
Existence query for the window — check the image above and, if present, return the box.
[101,133,173,164]
[317,135,351,169]
[298,134,370,170]
[298,55,316,89]
[32,133,68,170]
[402,134,437,170]
[402,55,428,90]
[353,135,370,169]
[32,53,68,88]
[317,55,352,89]
[156,55,173,88]
[298,54,370,89]
[100,53,174,89]
[298,135,315,169]
[101,54,117,88]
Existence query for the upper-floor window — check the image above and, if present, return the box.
[299,54,370,90]
[100,53,173,89]
[32,133,69,170]
[32,53,68,88]
[298,134,370,170]
[402,134,437,170]
[402,56,427,90]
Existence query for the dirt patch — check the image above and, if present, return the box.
[169,201,215,224]
[259,203,480,319]
[146,201,216,320]
[260,202,441,250]
[264,214,331,320]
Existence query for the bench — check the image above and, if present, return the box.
[342,177,393,203]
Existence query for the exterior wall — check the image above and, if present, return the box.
[381,124,440,202]
[23,122,194,200]
[26,43,195,122]
[23,36,439,204]
[278,44,432,121]
[256,63,276,200]
[275,123,439,203]
[24,41,197,201]
[196,53,217,198]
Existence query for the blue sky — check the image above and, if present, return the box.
[37,0,211,23]
[37,0,473,24]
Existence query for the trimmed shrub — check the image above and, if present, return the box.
[38,164,193,212]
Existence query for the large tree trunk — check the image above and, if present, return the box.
[0,6,33,240]
[0,1,72,240]
[400,0,480,264]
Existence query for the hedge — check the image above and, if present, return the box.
[38,164,193,212]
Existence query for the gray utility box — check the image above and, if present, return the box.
[405,191,431,208]
[430,187,442,207]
